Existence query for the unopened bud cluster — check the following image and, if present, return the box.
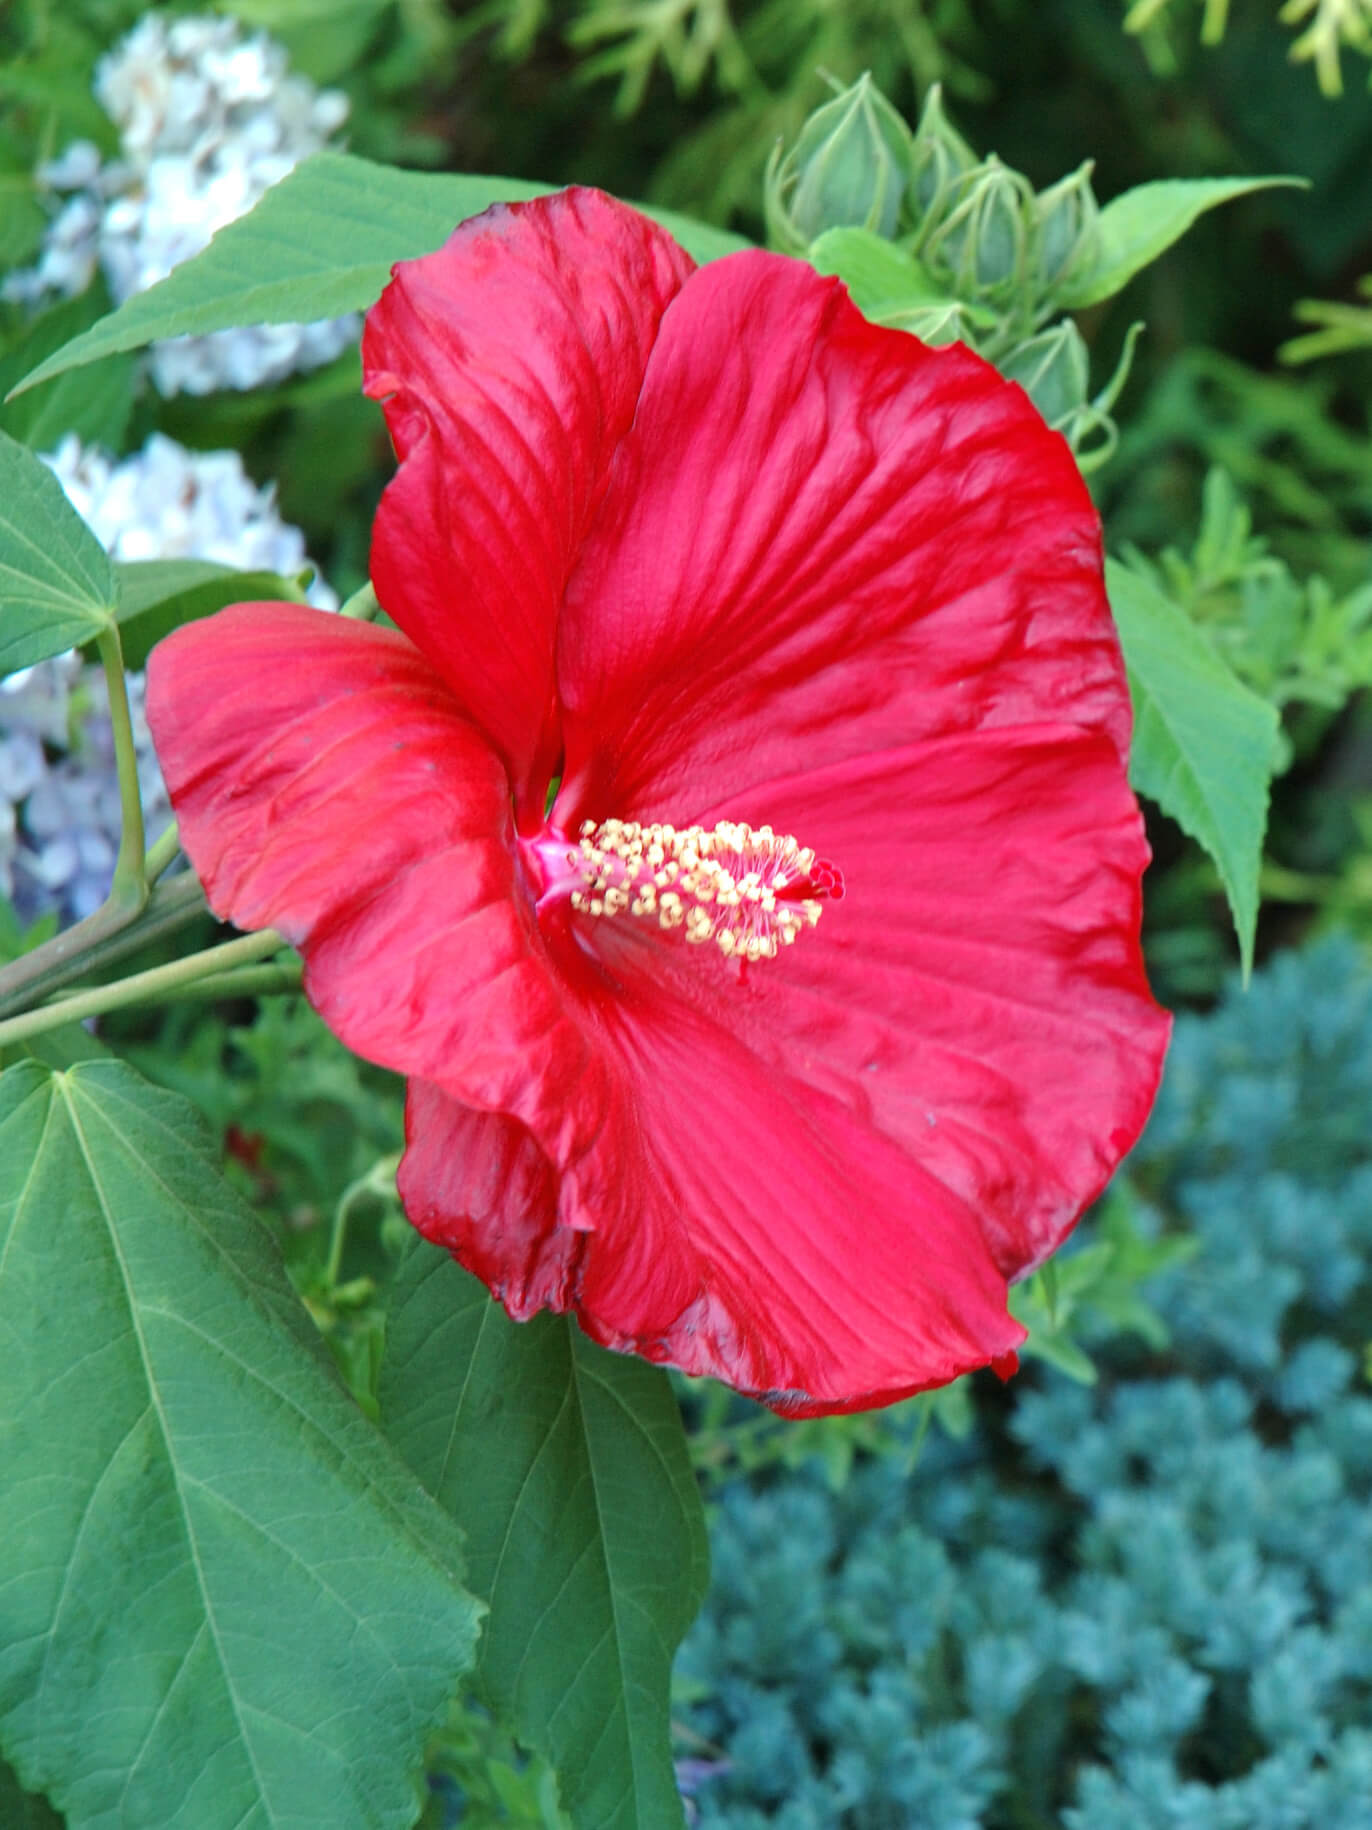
[767,76,1102,326]
[568,818,832,962]
[4,15,358,395]
[766,76,1127,465]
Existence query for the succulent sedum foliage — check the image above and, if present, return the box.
[681,938,1372,1828]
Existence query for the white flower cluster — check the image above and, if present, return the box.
[45,432,340,590]
[1,434,335,925]
[4,14,359,395]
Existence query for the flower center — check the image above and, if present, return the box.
[553,817,843,962]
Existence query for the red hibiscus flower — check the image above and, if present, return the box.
[146,188,1170,1416]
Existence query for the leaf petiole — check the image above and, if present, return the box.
[94,623,148,915]
[0,928,290,1051]
[0,871,210,1020]
[144,820,181,883]
[145,959,303,1007]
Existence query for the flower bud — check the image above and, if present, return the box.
[922,157,1038,308]
[999,321,1092,433]
[999,319,1143,474]
[1033,161,1101,298]
[907,84,980,235]
[764,74,915,256]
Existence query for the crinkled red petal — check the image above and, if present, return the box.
[555,248,1129,827]
[680,725,1172,1278]
[398,1082,579,1318]
[397,1003,1025,1417]
[145,605,610,1157]
[363,187,694,809]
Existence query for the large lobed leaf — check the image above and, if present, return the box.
[9,154,753,398]
[0,1059,483,1830]
[1107,558,1279,978]
[379,1240,710,1830]
[0,430,117,675]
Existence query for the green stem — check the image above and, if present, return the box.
[144,821,181,884]
[0,929,288,1051]
[0,620,162,1014]
[0,872,210,1020]
[95,623,148,914]
[324,1187,356,1292]
[0,898,133,1015]
[138,959,303,1007]
[324,1155,399,1291]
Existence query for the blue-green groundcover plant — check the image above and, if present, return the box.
[680,936,1372,1829]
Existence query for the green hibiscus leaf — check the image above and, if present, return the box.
[0,174,47,272]
[0,1059,482,1830]
[379,1238,710,1830]
[1059,176,1304,309]
[9,153,752,398]
[1107,557,1279,978]
[0,430,117,676]
[0,285,136,453]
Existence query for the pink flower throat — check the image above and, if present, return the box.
[531,817,844,962]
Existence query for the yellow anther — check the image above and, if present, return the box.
[563,815,837,963]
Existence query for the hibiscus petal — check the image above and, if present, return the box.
[363,188,695,808]
[148,602,510,938]
[556,249,1129,823]
[674,725,1172,1279]
[577,992,1028,1415]
[146,604,609,1149]
[398,1081,580,1319]
[398,984,1025,1416]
